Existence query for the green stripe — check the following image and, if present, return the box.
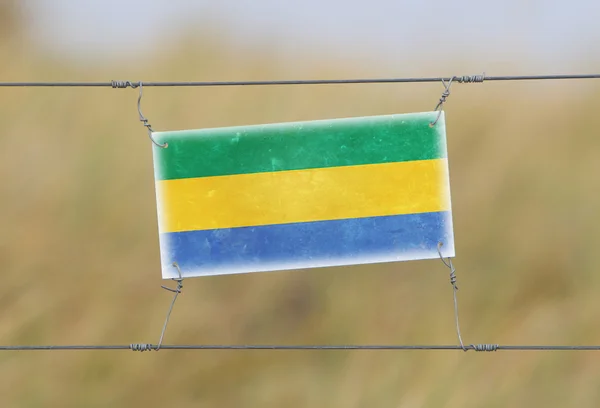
[152,111,446,180]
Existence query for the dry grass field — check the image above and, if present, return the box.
[2,4,600,407]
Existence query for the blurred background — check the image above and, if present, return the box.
[1,0,600,406]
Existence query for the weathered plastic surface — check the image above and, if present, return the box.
[151,111,454,279]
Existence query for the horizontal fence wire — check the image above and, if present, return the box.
[0,74,600,88]
[2,72,599,354]
[1,344,600,352]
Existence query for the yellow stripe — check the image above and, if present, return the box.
[157,159,451,233]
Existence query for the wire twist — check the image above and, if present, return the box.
[112,80,167,148]
[430,73,485,126]
[130,343,154,352]
[111,80,138,89]
[470,344,498,352]
[437,242,466,351]
[430,78,453,127]
[455,73,486,83]
[434,79,452,112]
[437,244,500,353]
[156,263,184,351]
[135,82,167,148]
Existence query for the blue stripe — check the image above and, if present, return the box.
[158,211,454,278]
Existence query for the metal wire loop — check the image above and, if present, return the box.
[430,78,453,127]
[156,262,184,351]
[437,242,466,351]
[136,82,167,148]
[429,73,485,127]
[161,262,184,294]
[437,242,457,289]
[437,244,496,353]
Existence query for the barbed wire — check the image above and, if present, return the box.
[0,73,599,88]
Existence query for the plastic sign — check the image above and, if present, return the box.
[151,111,454,279]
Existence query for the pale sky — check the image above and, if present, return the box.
[19,0,600,71]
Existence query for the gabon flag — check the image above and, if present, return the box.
[151,111,454,279]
